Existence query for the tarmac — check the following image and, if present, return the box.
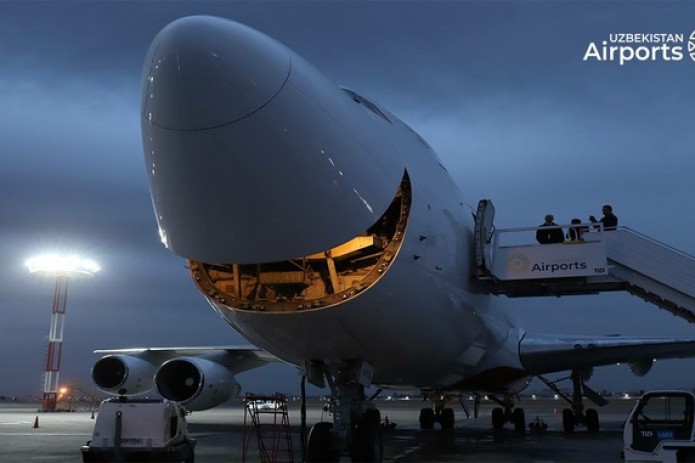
[0,397,636,462]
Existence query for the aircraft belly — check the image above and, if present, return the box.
[209,274,482,387]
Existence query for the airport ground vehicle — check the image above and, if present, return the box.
[623,391,695,463]
[81,398,195,462]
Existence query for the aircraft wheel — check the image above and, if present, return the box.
[351,413,383,462]
[512,408,526,434]
[491,407,505,431]
[306,422,337,462]
[183,439,195,462]
[419,408,435,429]
[440,408,455,430]
[562,409,575,433]
[586,408,600,433]
[364,408,381,427]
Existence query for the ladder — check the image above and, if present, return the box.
[242,392,294,463]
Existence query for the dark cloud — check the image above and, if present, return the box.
[1,1,694,398]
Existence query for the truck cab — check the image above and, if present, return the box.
[81,398,195,462]
[624,390,695,463]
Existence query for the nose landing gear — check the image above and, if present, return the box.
[303,361,384,463]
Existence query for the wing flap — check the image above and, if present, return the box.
[520,333,695,374]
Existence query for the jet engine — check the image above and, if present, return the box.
[154,357,240,410]
[91,355,157,395]
[629,359,654,377]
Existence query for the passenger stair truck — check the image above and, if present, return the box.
[623,391,695,463]
[81,398,196,462]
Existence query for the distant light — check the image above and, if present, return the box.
[59,387,68,395]
[554,394,559,400]
[532,394,537,400]
[25,253,100,277]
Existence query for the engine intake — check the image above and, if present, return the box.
[91,355,156,395]
[155,356,240,410]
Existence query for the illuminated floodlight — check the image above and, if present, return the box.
[25,253,100,277]
[26,252,99,411]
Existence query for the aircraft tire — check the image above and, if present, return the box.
[183,439,195,463]
[512,408,526,434]
[306,422,337,462]
[419,408,435,429]
[586,408,599,433]
[351,413,383,462]
[491,407,505,431]
[440,408,455,430]
[562,409,575,433]
[364,408,381,427]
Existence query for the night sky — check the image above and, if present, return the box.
[1,1,694,398]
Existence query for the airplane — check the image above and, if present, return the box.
[90,15,695,462]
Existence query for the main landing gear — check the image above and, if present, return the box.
[418,392,458,430]
[303,361,383,463]
[539,369,607,433]
[489,393,526,433]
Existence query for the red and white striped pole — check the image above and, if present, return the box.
[42,275,69,411]
[26,254,99,412]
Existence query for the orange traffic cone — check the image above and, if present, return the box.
[33,416,39,428]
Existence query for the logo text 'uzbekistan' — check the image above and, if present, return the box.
[583,32,695,65]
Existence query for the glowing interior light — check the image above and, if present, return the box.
[25,253,100,277]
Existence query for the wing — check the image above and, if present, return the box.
[519,333,695,374]
[94,345,280,373]
[91,345,283,410]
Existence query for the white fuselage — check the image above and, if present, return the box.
[141,16,526,392]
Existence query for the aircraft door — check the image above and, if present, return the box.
[630,392,694,453]
[474,199,495,274]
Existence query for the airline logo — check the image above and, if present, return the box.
[506,253,530,274]
[505,255,589,276]
[583,31,695,65]
[493,243,608,280]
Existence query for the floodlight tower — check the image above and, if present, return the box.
[25,254,99,411]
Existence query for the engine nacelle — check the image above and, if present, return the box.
[91,355,156,395]
[154,356,240,411]
[629,359,654,377]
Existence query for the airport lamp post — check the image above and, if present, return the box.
[25,254,99,411]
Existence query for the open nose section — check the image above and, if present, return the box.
[142,15,290,131]
[142,16,403,264]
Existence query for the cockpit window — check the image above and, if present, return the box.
[342,88,392,124]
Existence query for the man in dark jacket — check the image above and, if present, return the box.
[536,214,564,244]
[590,205,618,231]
